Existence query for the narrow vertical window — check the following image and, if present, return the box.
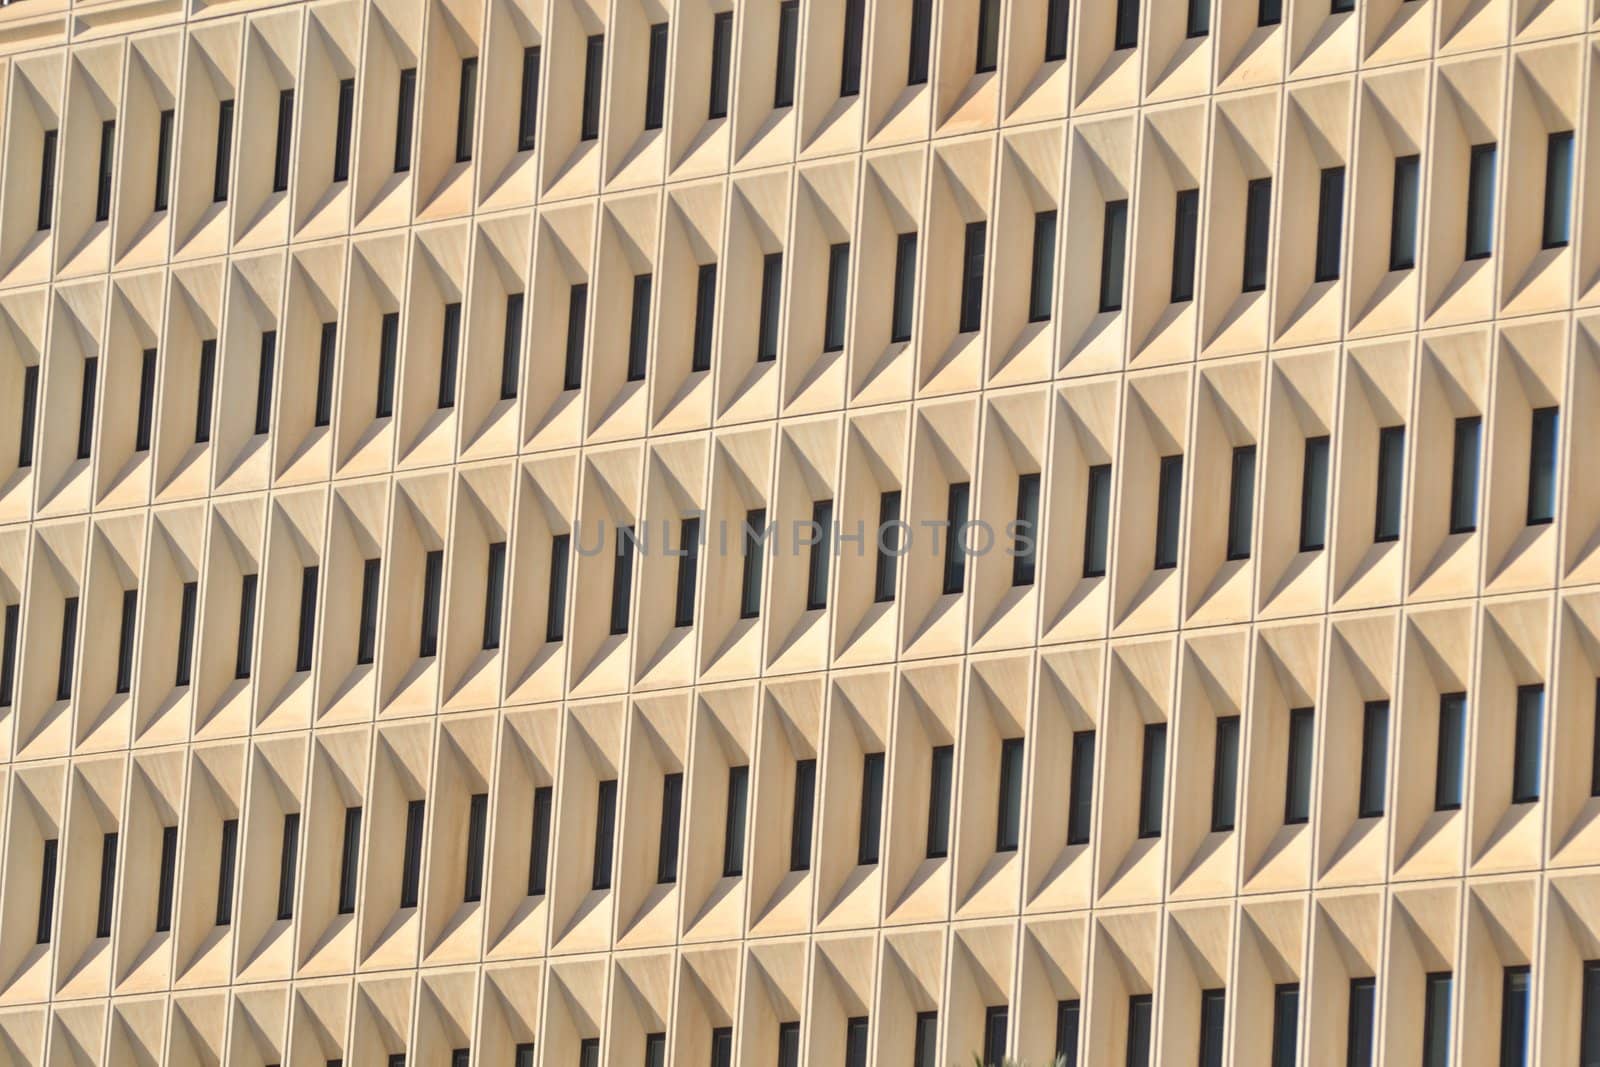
[674,517,699,628]
[892,232,917,342]
[95,119,115,223]
[376,311,399,417]
[1500,966,1529,1067]
[1347,977,1376,1067]
[296,565,318,672]
[546,534,569,642]
[610,527,634,636]
[1114,0,1140,48]
[175,580,198,687]
[1579,960,1600,1067]
[277,812,299,920]
[1374,425,1405,543]
[627,274,652,382]
[1067,730,1095,846]
[36,839,57,944]
[216,817,238,925]
[1315,166,1345,282]
[657,772,682,884]
[1029,210,1058,322]
[77,357,97,460]
[982,1006,1007,1067]
[451,1049,470,1067]
[579,1040,601,1067]
[740,510,765,620]
[1138,723,1166,839]
[913,1012,937,1067]
[841,0,866,95]
[1450,416,1482,534]
[1332,0,1355,11]
[581,35,604,141]
[1466,143,1497,260]
[115,588,138,694]
[399,799,424,908]
[1422,972,1453,1067]
[394,69,416,173]
[723,764,749,877]
[437,302,461,409]
[355,559,379,668]
[1084,463,1112,578]
[1243,177,1272,292]
[501,292,523,400]
[908,0,933,85]
[463,792,488,903]
[314,324,336,428]
[1284,706,1315,825]
[213,101,234,202]
[57,596,79,701]
[154,109,175,211]
[758,252,783,362]
[926,744,954,859]
[453,58,476,164]
[1272,984,1300,1067]
[1056,1000,1081,1066]
[1259,0,1283,25]
[975,0,1000,73]
[194,339,217,444]
[592,779,617,890]
[528,786,554,895]
[644,23,668,131]
[1211,716,1240,833]
[845,1017,869,1067]
[564,283,587,390]
[858,752,885,865]
[1171,189,1200,302]
[515,1045,536,1067]
[824,243,850,353]
[272,89,294,193]
[1126,995,1153,1067]
[1527,406,1559,526]
[1436,691,1468,811]
[1593,679,1600,798]
[959,221,987,333]
[1227,445,1256,561]
[1012,473,1041,587]
[1543,130,1575,249]
[996,737,1024,853]
[1199,988,1226,1067]
[806,500,833,610]
[874,489,901,603]
[236,574,257,679]
[37,129,57,230]
[709,1028,733,1067]
[1046,0,1070,60]
[1099,199,1129,313]
[1299,435,1330,552]
[0,604,18,708]
[693,263,717,372]
[774,1,799,108]
[1154,455,1183,570]
[1188,0,1211,36]
[419,549,443,657]
[1390,154,1420,271]
[943,481,970,595]
[96,832,117,938]
[778,1022,801,1067]
[708,13,733,119]
[18,364,37,468]
[155,825,178,932]
[483,541,506,651]
[1358,701,1389,819]
[333,79,355,183]
[337,806,361,914]
[1512,684,1543,804]
[254,331,276,436]
[791,758,817,871]
[518,47,540,152]
[644,1035,667,1067]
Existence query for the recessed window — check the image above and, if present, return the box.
[1358,700,1389,819]
[483,541,506,651]
[891,232,917,342]
[564,283,588,391]
[845,1017,869,1067]
[254,331,276,436]
[17,364,37,468]
[824,243,850,353]
[454,60,477,161]
[501,292,524,400]
[57,595,79,701]
[1501,966,1530,1067]
[1465,143,1497,260]
[273,88,295,191]
[314,324,336,428]
[1226,445,1256,562]
[1259,0,1282,25]
[591,779,617,890]
[518,47,540,152]
[1527,406,1559,526]
[740,509,766,620]
[1171,188,1200,303]
[722,764,749,877]
[217,817,239,924]
[841,0,865,96]
[1242,177,1272,293]
[996,737,1024,853]
[943,481,970,595]
[693,263,717,373]
[1199,988,1226,1067]
[875,490,902,603]
[1126,995,1153,1067]
[1099,200,1129,313]
[708,14,733,119]
[1449,416,1481,534]
[1284,706,1315,825]
[790,758,816,872]
[926,743,953,859]
[959,221,986,333]
[1067,730,1095,846]
[643,24,668,131]
[77,356,97,460]
[1390,154,1421,271]
[581,36,604,141]
[774,1,799,108]
[806,500,833,610]
[546,534,570,643]
[175,581,198,687]
[982,1006,1008,1067]
[758,251,783,362]
[236,574,258,679]
[627,274,652,383]
[295,565,318,672]
[394,69,416,173]
[155,109,175,210]
[1056,1000,1081,1065]
[1012,472,1041,587]
[1084,463,1112,578]
[334,79,355,182]
[95,832,116,939]
[213,101,233,201]
[1114,0,1139,49]
[674,517,700,628]
[437,302,461,409]
[337,806,361,914]
[1045,0,1069,60]
[1436,691,1467,811]
[1347,977,1376,1067]
[913,1011,937,1067]
[399,799,424,908]
[1374,425,1405,543]
[1542,132,1574,247]
[610,526,634,636]
[1211,715,1240,833]
[155,825,178,932]
[975,0,999,73]
[95,119,115,222]
[356,559,379,666]
[376,312,399,417]
[277,811,300,920]
[1422,972,1453,1067]
[858,752,885,866]
[36,838,56,945]
[527,786,553,896]
[1272,984,1299,1067]
[115,588,137,696]
[1138,723,1166,839]
[419,548,443,657]
[1029,210,1058,323]
[908,0,933,85]
[1314,166,1345,283]
[1187,0,1210,36]
[1512,684,1543,805]
[657,772,682,885]
[1154,455,1183,570]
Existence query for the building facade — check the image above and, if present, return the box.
[0,0,1597,1063]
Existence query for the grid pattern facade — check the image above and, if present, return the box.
[1,0,1600,1064]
